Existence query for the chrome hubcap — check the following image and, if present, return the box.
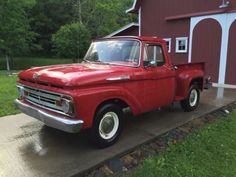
[189,89,198,107]
[99,112,119,140]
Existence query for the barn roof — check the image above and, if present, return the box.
[126,0,142,13]
[104,36,166,43]
[105,23,139,37]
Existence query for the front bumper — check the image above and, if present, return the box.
[15,99,83,133]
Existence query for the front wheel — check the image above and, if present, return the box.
[89,104,123,148]
[181,85,200,112]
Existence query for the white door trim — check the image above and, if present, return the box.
[188,12,236,84]
[139,7,142,36]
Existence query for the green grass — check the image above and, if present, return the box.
[125,110,236,177]
[0,57,74,70]
[0,71,19,117]
[0,57,75,117]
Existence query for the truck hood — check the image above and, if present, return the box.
[19,64,137,87]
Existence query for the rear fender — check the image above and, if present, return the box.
[176,70,204,99]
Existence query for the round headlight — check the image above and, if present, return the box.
[61,99,73,115]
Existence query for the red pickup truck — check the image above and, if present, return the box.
[15,36,210,147]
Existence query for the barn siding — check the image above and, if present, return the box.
[140,0,236,65]
[226,20,236,84]
[123,0,236,84]
[191,19,222,83]
[141,0,190,64]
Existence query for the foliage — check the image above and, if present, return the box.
[52,23,90,61]
[0,0,135,59]
[29,0,133,56]
[0,57,73,70]
[0,0,37,57]
[0,71,19,117]
[29,0,75,55]
[125,111,236,177]
[69,0,134,38]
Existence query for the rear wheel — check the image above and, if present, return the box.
[89,103,123,148]
[181,85,200,112]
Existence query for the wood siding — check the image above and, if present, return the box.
[124,0,236,84]
[191,19,222,83]
[226,20,236,84]
[140,0,236,65]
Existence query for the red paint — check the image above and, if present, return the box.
[124,0,236,85]
[192,19,222,83]
[129,0,236,14]
[225,20,236,84]
[17,36,205,129]
[165,9,227,21]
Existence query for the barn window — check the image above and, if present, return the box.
[176,37,188,53]
[164,38,171,53]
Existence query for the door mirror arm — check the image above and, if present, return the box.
[143,61,156,68]
[171,66,178,71]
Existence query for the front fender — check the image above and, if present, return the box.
[73,85,142,129]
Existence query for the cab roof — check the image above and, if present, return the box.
[96,36,166,43]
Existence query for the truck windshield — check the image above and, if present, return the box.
[84,39,140,67]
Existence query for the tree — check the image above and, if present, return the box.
[52,23,90,62]
[29,0,134,56]
[0,0,135,60]
[69,0,134,38]
[29,0,74,56]
[0,0,36,72]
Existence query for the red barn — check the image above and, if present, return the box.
[108,0,236,86]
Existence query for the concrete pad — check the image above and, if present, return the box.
[0,88,236,177]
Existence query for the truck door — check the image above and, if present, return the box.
[143,43,176,111]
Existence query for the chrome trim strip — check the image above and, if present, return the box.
[17,84,64,97]
[26,99,72,117]
[26,96,63,111]
[106,75,131,81]
[15,99,83,133]
[17,84,73,100]
[24,87,60,100]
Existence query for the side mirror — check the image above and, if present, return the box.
[143,60,156,68]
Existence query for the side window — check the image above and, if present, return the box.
[144,44,165,67]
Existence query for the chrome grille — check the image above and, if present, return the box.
[17,85,66,114]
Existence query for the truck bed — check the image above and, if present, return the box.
[176,62,205,72]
